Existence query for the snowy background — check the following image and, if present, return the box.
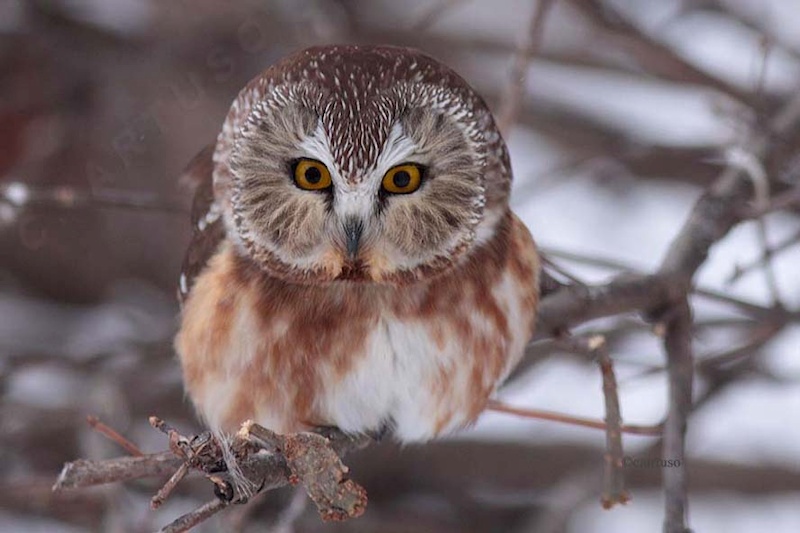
[1,0,799,532]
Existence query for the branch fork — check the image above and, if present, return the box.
[53,416,370,532]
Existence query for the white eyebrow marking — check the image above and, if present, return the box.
[298,121,335,169]
[374,122,418,174]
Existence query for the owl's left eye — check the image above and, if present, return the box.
[293,159,332,191]
[382,163,423,194]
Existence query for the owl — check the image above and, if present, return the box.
[175,45,540,443]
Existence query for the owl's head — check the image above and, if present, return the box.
[214,45,512,284]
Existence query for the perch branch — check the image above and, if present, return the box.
[54,418,371,531]
[53,452,183,490]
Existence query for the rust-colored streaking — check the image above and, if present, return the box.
[176,210,539,440]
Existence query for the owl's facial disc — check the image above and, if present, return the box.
[229,89,488,285]
[226,62,500,283]
[216,46,514,286]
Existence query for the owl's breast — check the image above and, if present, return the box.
[176,212,539,442]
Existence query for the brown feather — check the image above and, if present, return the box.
[178,144,225,306]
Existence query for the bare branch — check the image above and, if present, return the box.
[594,337,629,509]
[86,415,144,457]
[160,499,229,533]
[497,0,556,134]
[728,227,800,284]
[53,451,183,490]
[661,299,693,533]
[486,399,662,436]
[564,0,751,103]
[151,462,191,510]
[741,186,800,218]
[532,63,800,533]
[54,419,372,531]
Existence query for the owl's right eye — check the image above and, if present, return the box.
[292,159,332,191]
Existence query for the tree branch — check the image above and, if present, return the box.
[564,0,752,103]
[53,420,372,531]
[661,299,694,533]
[53,451,183,490]
[496,0,555,135]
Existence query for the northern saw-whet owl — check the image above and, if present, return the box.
[175,45,540,442]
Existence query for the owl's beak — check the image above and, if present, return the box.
[343,217,364,260]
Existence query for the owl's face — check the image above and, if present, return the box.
[215,46,511,284]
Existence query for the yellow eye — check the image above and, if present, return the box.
[293,159,332,190]
[382,164,423,194]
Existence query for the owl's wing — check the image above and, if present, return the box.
[178,144,225,307]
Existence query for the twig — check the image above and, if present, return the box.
[565,0,751,103]
[159,498,229,533]
[558,333,630,507]
[496,0,555,134]
[697,320,785,371]
[727,227,800,284]
[151,462,191,510]
[693,288,779,319]
[724,143,785,307]
[540,254,589,288]
[486,400,662,436]
[749,216,781,309]
[698,0,800,64]
[86,415,143,457]
[149,417,193,461]
[595,340,629,508]
[741,186,800,218]
[542,247,640,272]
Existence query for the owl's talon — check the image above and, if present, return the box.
[205,461,227,474]
[212,478,234,502]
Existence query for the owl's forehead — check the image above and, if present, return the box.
[250,46,483,179]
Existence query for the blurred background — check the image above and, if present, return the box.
[1,0,800,531]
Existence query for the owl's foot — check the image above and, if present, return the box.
[211,429,261,503]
